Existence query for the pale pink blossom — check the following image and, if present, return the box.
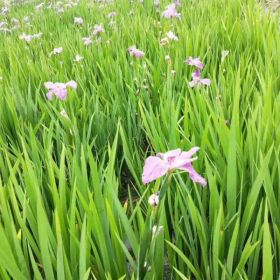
[92,24,105,36]
[19,32,42,42]
[19,33,33,42]
[186,57,204,69]
[189,70,211,88]
[162,3,181,19]
[44,80,77,101]
[82,37,92,46]
[66,80,77,89]
[142,148,207,186]
[128,46,145,59]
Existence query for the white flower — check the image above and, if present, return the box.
[107,12,116,18]
[160,37,169,46]
[60,109,69,118]
[11,18,20,25]
[0,21,7,28]
[166,31,178,41]
[148,193,159,207]
[52,47,63,55]
[154,0,160,7]
[74,17,83,25]
[165,55,171,61]
[19,33,33,42]
[74,54,84,62]
[23,16,30,23]
[152,225,163,237]
[32,32,42,39]
[82,37,92,46]
[92,24,105,36]
[35,3,44,11]
[221,50,229,62]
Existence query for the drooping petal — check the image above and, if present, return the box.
[188,81,195,88]
[180,147,200,159]
[180,163,207,187]
[46,91,54,100]
[44,81,54,89]
[201,79,211,86]
[55,88,68,100]
[66,80,77,89]
[134,49,145,58]
[128,46,145,58]
[162,3,181,19]
[171,147,200,169]
[192,69,201,79]
[142,156,169,184]
[186,57,204,69]
[157,148,181,160]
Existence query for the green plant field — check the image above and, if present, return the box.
[0,0,279,279]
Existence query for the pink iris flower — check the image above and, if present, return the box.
[162,3,181,19]
[189,70,211,88]
[186,57,204,69]
[19,33,33,42]
[44,80,77,101]
[142,148,207,186]
[92,24,105,36]
[19,32,42,42]
[128,46,145,59]
[82,37,92,46]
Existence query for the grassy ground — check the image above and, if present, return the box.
[0,0,279,279]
